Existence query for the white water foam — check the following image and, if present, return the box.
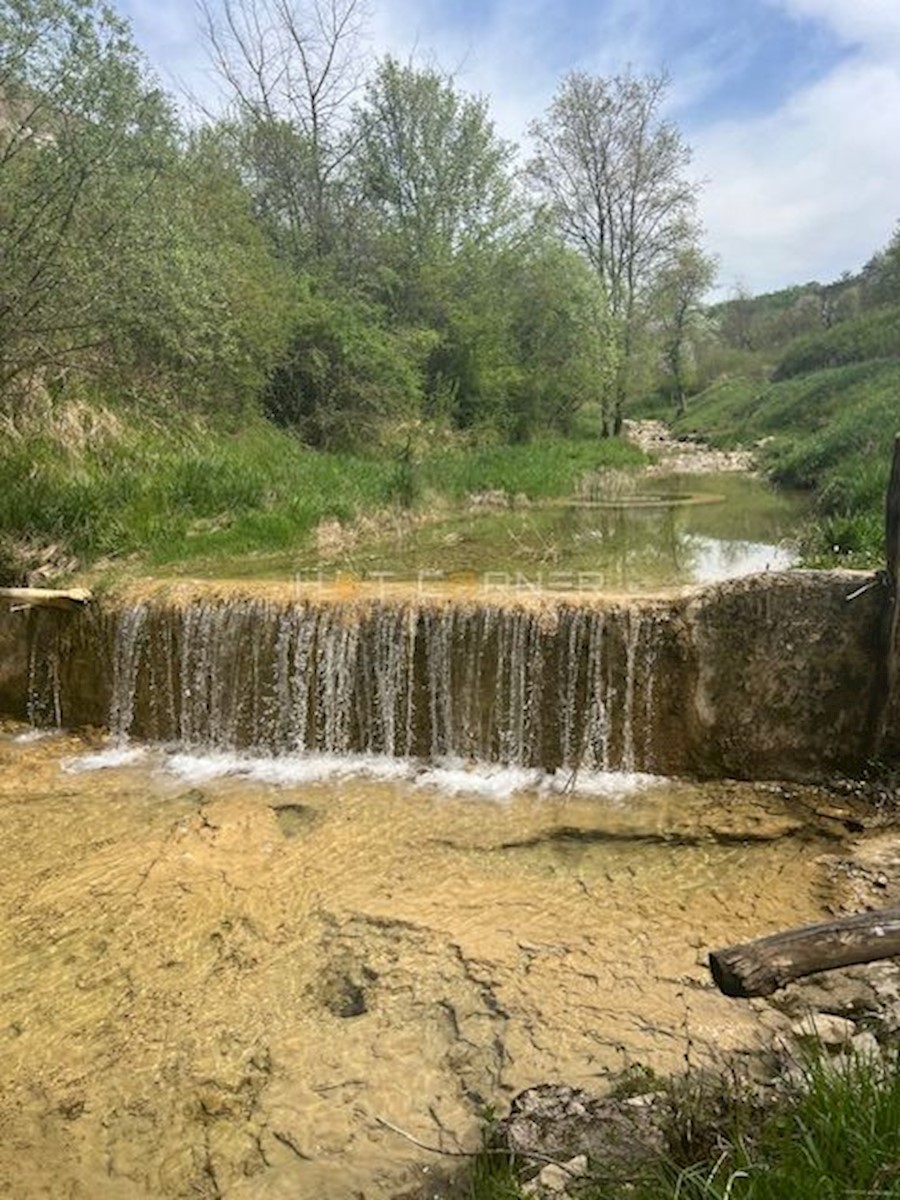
[62,746,148,772]
[60,741,662,800]
[164,750,412,788]
[11,729,57,744]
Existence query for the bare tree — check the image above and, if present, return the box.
[200,0,367,261]
[528,71,699,435]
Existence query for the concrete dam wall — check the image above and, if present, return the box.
[0,571,890,780]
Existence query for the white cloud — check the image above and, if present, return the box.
[698,8,900,292]
[774,0,900,52]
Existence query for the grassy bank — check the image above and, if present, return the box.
[639,341,900,566]
[462,1050,900,1199]
[0,403,646,581]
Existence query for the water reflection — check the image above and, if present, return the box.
[320,473,808,592]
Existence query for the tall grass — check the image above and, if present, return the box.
[417,437,645,501]
[0,407,647,577]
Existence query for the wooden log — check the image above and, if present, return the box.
[0,586,92,611]
[709,906,900,998]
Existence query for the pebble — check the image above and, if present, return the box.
[523,1155,589,1197]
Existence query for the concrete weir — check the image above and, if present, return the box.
[0,570,891,780]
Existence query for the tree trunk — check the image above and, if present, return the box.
[869,433,900,754]
[709,906,900,998]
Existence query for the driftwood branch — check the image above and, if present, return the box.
[709,906,900,998]
[0,586,92,611]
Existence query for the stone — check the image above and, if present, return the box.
[522,1155,589,1197]
[849,1031,881,1058]
[790,1012,857,1046]
[496,1084,667,1173]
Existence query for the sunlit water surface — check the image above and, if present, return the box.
[169,473,808,592]
[0,730,852,1199]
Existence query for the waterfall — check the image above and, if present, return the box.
[13,572,891,781]
[25,593,674,773]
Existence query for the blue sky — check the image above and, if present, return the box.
[119,0,900,295]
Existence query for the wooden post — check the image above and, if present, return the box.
[869,434,900,754]
[709,906,900,998]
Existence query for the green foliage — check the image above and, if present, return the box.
[0,1,293,414]
[773,304,900,381]
[861,222,900,309]
[0,0,177,393]
[354,57,518,266]
[263,287,426,451]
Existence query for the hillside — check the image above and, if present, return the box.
[636,226,900,566]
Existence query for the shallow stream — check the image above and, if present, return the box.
[0,729,859,1199]
[170,473,808,593]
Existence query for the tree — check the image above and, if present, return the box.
[654,242,717,414]
[262,285,426,450]
[0,0,176,399]
[507,235,616,437]
[201,0,365,264]
[352,57,517,270]
[527,71,699,435]
[861,221,900,309]
[106,128,295,413]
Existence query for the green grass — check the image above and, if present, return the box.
[774,305,900,381]
[416,437,646,501]
[0,406,647,579]
[461,1050,900,1200]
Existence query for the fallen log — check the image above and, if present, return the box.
[709,906,900,998]
[0,586,92,611]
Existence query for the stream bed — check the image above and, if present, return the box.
[0,728,863,1200]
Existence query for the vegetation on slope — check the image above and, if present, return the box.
[0,402,644,583]
[462,1050,900,1200]
[634,223,900,566]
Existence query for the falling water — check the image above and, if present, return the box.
[27,594,674,772]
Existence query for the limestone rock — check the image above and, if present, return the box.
[496,1084,667,1172]
[850,1031,881,1058]
[522,1154,589,1197]
[790,1012,857,1046]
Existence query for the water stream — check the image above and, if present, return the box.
[0,469,847,1198]
[0,729,858,1200]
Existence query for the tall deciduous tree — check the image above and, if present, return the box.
[0,0,176,398]
[654,241,717,414]
[201,0,366,263]
[352,57,517,270]
[528,71,699,435]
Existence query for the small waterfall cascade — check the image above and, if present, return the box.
[27,594,674,772]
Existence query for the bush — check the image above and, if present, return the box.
[773,305,900,381]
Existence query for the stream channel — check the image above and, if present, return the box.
[0,464,856,1200]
